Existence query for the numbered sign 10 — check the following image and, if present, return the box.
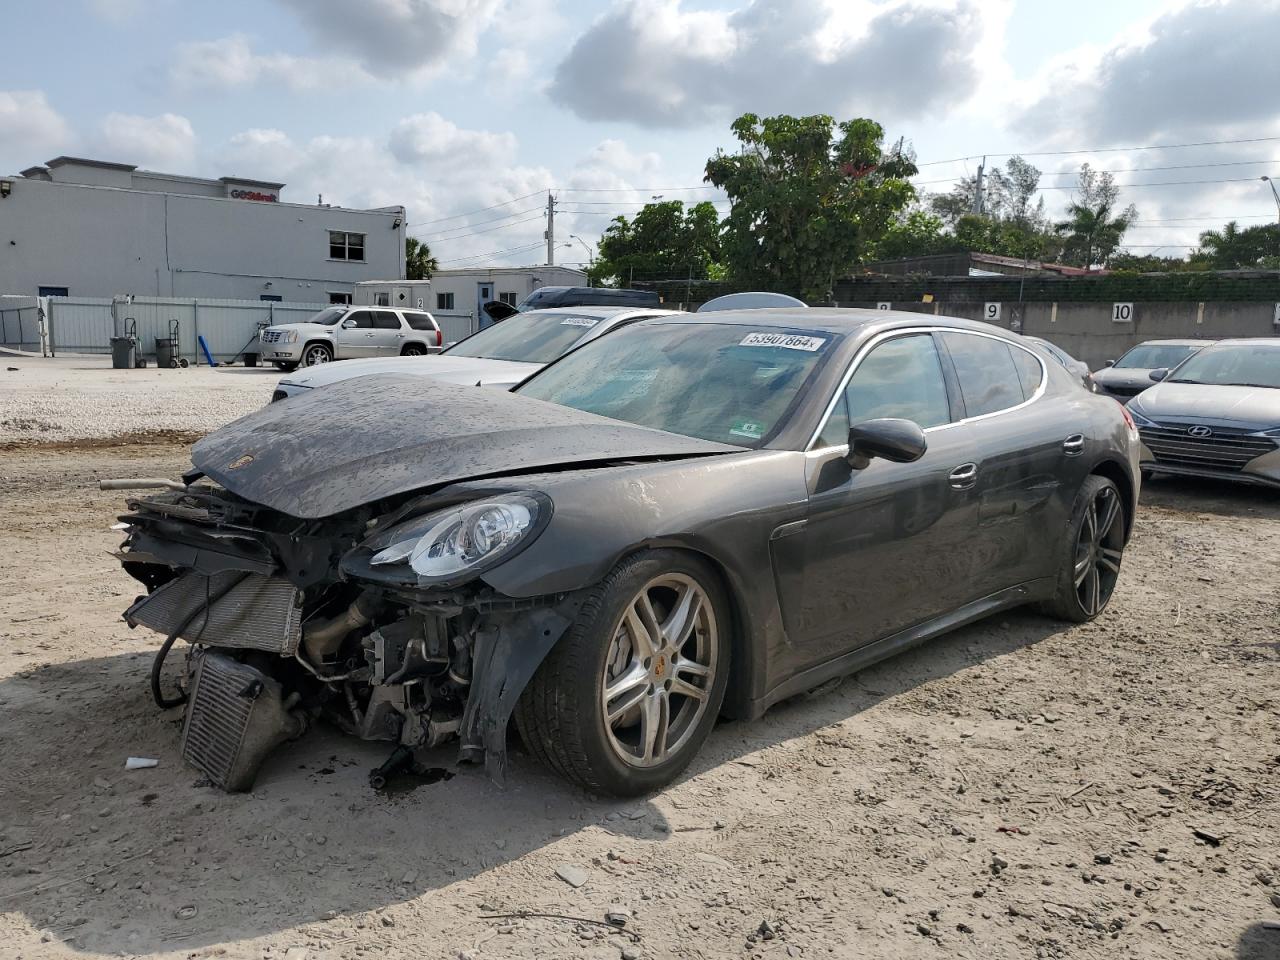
[983,302,1001,322]
[1112,302,1134,323]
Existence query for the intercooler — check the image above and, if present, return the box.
[181,651,305,791]
[126,570,303,654]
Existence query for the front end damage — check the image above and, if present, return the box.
[115,482,578,791]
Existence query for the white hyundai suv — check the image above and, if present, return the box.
[259,305,443,371]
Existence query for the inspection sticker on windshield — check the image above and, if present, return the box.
[561,317,600,327]
[739,332,826,351]
[729,418,765,440]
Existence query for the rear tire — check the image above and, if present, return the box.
[401,343,428,357]
[1040,475,1126,623]
[516,550,731,796]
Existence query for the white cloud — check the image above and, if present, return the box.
[388,112,517,168]
[96,112,196,170]
[1017,0,1280,147]
[0,90,74,164]
[549,0,995,128]
[170,35,371,92]
[276,0,504,79]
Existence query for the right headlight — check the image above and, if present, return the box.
[1126,405,1157,427]
[366,493,550,584]
[285,330,299,344]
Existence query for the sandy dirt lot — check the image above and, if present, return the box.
[1,440,1277,960]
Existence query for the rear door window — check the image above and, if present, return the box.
[939,332,1025,417]
[373,310,402,330]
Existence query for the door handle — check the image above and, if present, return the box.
[1062,434,1085,456]
[948,463,978,489]
[366,333,376,338]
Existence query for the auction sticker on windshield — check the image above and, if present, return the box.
[729,418,765,440]
[561,317,600,327]
[739,332,827,351]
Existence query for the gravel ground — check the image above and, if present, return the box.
[0,440,1277,960]
[0,357,277,446]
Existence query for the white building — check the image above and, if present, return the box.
[0,156,405,303]
[428,265,587,324]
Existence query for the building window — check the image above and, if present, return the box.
[436,292,455,310]
[38,286,69,298]
[260,294,283,302]
[329,231,365,261]
[499,291,518,306]
[328,292,352,304]
[375,292,390,306]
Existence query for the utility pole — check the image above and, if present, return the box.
[1263,177,1280,224]
[545,191,557,266]
[971,156,986,216]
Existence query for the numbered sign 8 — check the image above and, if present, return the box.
[875,302,892,311]
[1112,302,1134,323]
[983,302,1001,321]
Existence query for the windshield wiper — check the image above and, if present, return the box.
[1165,378,1199,384]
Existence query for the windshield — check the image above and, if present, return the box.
[517,288,562,310]
[304,307,347,326]
[444,312,605,364]
[1114,343,1199,369]
[1165,344,1280,389]
[516,322,838,446]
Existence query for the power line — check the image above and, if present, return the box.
[416,213,546,244]
[914,158,1280,187]
[437,240,549,265]
[407,189,547,227]
[914,135,1280,168]
[410,204,545,239]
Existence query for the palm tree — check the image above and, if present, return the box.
[1197,221,1243,268]
[405,237,438,280]
[1055,199,1137,269]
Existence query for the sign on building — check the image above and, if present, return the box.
[875,302,891,310]
[983,302,1001,321]
[1112,302,1134,323]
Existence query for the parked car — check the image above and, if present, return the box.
[108,308,1139,796]
[517,286,661,311]
[259,305,443,371]
[1023,336,1095,391]
[1128,338,1280,488]
[271,306,678,401]
[1091,339,1204,398]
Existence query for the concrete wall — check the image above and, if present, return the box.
[840,299,1280,369]
[0,176,404,303]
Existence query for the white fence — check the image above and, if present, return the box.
[45,296,326,362]
[0,296,43,352]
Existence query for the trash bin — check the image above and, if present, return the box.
[155,337,179,369]
[243,352,259,368]
[110,336,137,369]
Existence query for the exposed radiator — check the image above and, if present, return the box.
[126,570,303,655]
[181,652,304,791]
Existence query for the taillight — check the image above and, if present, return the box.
[436,329,442,347]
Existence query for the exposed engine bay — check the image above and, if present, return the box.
[114,479,578,792]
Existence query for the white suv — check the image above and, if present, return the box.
[259,305,443,371]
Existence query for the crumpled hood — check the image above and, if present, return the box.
[1131,382,1280,429]
[194,375,742,518]
[279,354,542,391]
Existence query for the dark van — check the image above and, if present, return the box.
[517,286,661,310]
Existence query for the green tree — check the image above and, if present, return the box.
[923,156,1058,260]
[1196,221,1280,269]
[589,200,723,286]
[704,113,917,301]
[1055,164,1137,269]
[405,236,438,280]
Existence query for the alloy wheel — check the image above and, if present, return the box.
[1074,486,1124,616]
[600,573,717,768]
[303,345,330,366]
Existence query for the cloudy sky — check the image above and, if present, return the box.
[3,0,1278,269]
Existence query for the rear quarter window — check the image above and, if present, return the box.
[940,332,1028,417]
[404,312,437,331]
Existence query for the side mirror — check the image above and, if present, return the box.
[341,318,357,329]
[847,418,927,470]
[1148,368,1168,382]
[1102,359,1114,368]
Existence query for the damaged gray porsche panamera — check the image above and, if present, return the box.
[111,309,1141,796]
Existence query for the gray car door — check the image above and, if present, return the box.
[371,310,406,355]
[335,309,378,358]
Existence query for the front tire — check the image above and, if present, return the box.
[274,361,299,372]
[1040,475,1126,623]
[516,550,731,796]
[302,343,332,367]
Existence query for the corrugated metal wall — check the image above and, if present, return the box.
[46,296,326,361]
[435,311,477,346]
[0,297,42,352]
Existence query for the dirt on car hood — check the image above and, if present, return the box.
[193,374,742,518]
[1132,382,1280,429]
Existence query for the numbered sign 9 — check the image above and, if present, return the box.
[876,302,892,311]
[1112,302,1134,323]
[983,302,1001,322]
